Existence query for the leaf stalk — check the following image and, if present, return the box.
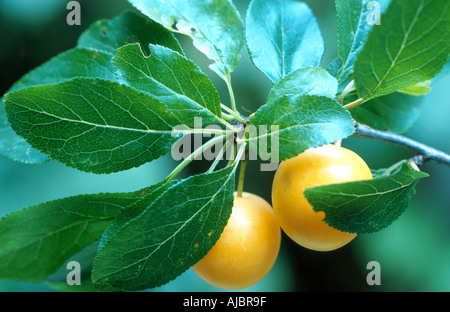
[207,139,232,173]
[236,147,249,198]
[221,103,246,123]
[337,80,356,104]
[226,73,238,114]
[344,97,365,110]
[167,135,226,181]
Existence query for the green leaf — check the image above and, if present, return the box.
[113,43,223,126]
[434,57,450,82]
[0,48,116,164]
[354,0,450,100]
[0,190,146,282]
[350,92,423,133]
[397,80,431,96]
[305,160,429,234]
[4,78,185,174]
[6,48,117,93]
[127,0,244,80]
[0,101,48,164]
[335,0,390,82]
[46,240,100,292]
[97,179,179,252]
[248,95,355,162]
[45,179,176,292]
[326,57,344,78]
[246,0,324,84]
[266,66,338,103]
[78,10,183,56]
[92,166,236,291]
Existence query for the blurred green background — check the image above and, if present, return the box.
[0,0,448,292]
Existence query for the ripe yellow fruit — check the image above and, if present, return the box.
[192,192,281,290]
[272,144,373,251]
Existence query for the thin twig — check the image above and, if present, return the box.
[338,80,356,104]
[221,103,246,123]
[353,122,450,167]
[226,73,238,114]
[236,147,249,198]
[167,135,226,181]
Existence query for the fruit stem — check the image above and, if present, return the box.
[221,112,235,121]
[236,147,249,198]
[337,80,356,104]
[221,103,246,124]
[226,73,239,115]
[344,97,365,110]
[207,139,232,173]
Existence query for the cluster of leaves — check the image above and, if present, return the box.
[0,0,448,291]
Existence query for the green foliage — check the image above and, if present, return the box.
[0,10,183,166]
[350,92,423,134]
[397,81,431,97]
[0,48,116,165]
[248,95,354,161]
[0,0,448,291]
[46,241,100,292]
[8,49,117,93]
[127,0,244,81]
[267,67,338,101]
[113,43,223,126]
[5,78,182,174]
[335,0,391,82]
[0,102,48,164]
[77,10,184,56]
[246,0,324,84]
[92,167,236,291]
[354,0,450,100]
[0,190,148,281]
[305,160,429,234]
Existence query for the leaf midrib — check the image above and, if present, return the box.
[365,0,424,99]
[308,178,417,199]
[8,99,222,136]
[115,50,222,122]
[0,214,114,261]
[94,171,234,284]
[338,0,364,79]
